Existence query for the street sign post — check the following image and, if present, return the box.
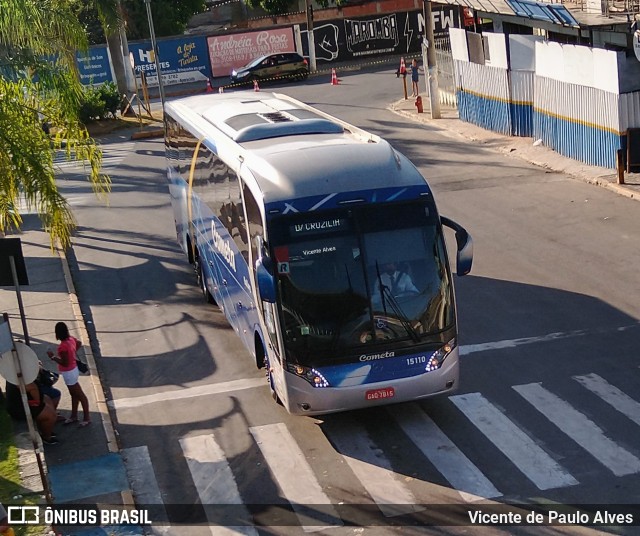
[0,314,52,503]
[0,238,30,345]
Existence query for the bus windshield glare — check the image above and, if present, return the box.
[270,202,454,366]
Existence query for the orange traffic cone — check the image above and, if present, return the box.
[253,79,260,92]
[206,78,213,93]
[331,68,339,85]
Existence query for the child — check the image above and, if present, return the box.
[411,59,420,98]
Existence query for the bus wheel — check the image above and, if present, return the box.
[195,253,215,304]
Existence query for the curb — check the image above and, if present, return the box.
[56,246,140,516]
[130,128,163,140]
[56,245,120,456]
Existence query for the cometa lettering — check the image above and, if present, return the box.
[211,222,236,272]
[359,351,395,361]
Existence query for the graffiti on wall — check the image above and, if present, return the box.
[344,14,399,56]
[315,24,340,61]
[207,28,296,77]
[300,8,458,64]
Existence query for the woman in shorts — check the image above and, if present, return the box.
[47,321,91,427]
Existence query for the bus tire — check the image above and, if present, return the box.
[195,252,216,304]
[255,336,266,369]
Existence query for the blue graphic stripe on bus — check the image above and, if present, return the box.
[316,350,439,387]
[266,185,430,214]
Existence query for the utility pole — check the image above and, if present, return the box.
[423,0,441,118]
[144,0,166,109]
[306,0,317,72]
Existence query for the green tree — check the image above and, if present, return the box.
[0,0,110,249]
[122,0,207,40]
[245,0,294,16]
[244,0,347,16]
[75,0,107,45]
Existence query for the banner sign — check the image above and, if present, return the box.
[77,45,114,86]
[129,35,211,87]
[207,28,296,78]
[300,8,459,64]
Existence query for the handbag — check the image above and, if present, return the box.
[76,358,89,374]
[37,369,59,387]
[74,336,89,374]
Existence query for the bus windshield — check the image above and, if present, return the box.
[271,202,454,366]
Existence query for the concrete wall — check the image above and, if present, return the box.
[617,53,640,94]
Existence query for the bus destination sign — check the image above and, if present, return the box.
[290,218,348,236]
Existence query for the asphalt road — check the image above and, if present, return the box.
[58,63,640,535]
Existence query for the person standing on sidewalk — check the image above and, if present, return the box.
[47,322,91,428]
[410,59,420,98]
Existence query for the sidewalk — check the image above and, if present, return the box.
[390,97,640,202]
[0,214,141,536]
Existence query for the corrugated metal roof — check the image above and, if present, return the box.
[437,0,630,27]
[506,0,580,27]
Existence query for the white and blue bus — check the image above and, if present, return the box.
[164,91,473,415]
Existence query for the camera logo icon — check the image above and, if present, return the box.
[7,506,40,524]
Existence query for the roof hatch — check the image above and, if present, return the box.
[201,97,344,142]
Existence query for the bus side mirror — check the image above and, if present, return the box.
[256,256,276,303]
[441,216,473,276]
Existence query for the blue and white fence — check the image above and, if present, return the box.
[449,28,635,169]
[533,41,622,169]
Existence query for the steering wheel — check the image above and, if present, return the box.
[357,317,401,343]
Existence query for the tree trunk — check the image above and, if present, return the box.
[106,31,128,100]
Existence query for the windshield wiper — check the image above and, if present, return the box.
[375,262,420,343]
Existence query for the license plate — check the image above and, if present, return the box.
[365,387,395,401]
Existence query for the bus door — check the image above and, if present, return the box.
[254,238,287,406]
[262,299,287,405]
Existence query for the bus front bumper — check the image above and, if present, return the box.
[283,350,459,416]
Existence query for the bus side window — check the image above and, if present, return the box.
[229,173,248,259]
[243,184,263,273]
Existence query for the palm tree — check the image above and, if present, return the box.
[0,0,110,249]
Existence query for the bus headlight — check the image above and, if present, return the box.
[425,338,456,372]
[286,363,330,388]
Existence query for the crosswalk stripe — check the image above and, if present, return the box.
[249,423,341,532]
[179,434,258,536]
[53,143,135,171]
[514,382,640,477]
[450,392,578,490]
[386,404,501,501]
[110,377,265,410]
[326,421,425,517]
[122,445,170,533]
[573,373,640,427]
